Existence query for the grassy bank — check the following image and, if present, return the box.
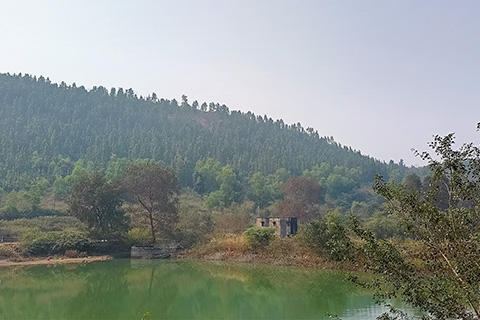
[184,234,363,271]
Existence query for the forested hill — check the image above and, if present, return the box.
[0,73,406,190]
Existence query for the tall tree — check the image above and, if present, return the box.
[272,176,322,222]
[401,173,422,193]
[248,172,274,209]
[282,176,322,204]
[123,161,179,243]
[193,158,222,195]
[202,164,242,208]
[68,172,126,240]
[53,160,93,198]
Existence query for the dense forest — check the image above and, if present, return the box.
[0,72,410,193]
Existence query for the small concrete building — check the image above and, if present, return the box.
[256,217,297,238]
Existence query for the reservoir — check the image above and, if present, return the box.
[0,259,402,319]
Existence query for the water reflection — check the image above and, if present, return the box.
[0,259,396,320]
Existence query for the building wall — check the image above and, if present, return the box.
[256,217,297,238]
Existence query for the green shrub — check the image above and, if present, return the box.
[174,196,214,248]
[127,228,151,246]
[364,211,404,239]
[243,227,275,249]
[301,219,328,253]
[22,231,92,256]
[302,210,355,261]
[0,209,67,221]
[7,216,87,234]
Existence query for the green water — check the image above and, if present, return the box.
[0,259,398,320]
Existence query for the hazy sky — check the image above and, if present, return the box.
[1,0,479,166]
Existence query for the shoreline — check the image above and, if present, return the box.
[181,250,364,271]
[0,252,362,271]
[0,255,112,267]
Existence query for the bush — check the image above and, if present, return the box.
[364,211,404,239]
[301,219,328,253]
[302,210,355,261]
[6,216,87,234]
[174,199,214,248]
[22,231,93,256]
[243,227,275,249]
[214,202,254,235]
[0,209,67,221]
[127,228,151,246]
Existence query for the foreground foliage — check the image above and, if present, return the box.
[354,127,480,320]
[302,210,355,261]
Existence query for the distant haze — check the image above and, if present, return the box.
[1,0,479,166]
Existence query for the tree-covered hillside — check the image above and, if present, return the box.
[0,72,406,191]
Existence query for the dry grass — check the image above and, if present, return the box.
[0,243,22,259]
[189,234,248,257]
[184,234,363,270]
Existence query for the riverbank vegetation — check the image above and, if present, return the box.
[351,129,480,320]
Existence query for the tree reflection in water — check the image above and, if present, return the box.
[0,259,392,320]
